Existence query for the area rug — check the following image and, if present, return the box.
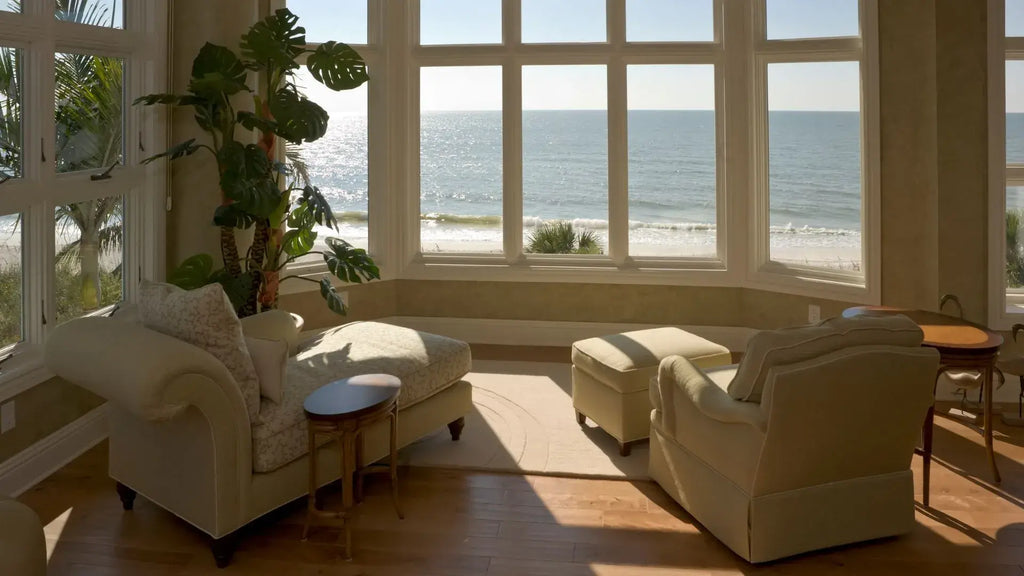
[396,360,650,480]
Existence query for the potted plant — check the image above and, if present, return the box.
[136,8,378,317]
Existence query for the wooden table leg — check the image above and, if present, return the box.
[984,365,1002,484]
[390,409,403,520]
[303,424,316,540]
[921,404,934,507]
[341,428,357,560]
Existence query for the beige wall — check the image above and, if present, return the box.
[166,0,261,269]
[0,379,104,465]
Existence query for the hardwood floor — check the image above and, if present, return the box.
[16,360,1024,575]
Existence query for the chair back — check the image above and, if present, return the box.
[750,344,939,497]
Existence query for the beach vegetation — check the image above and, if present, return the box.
[526,221,604,255]
[1007,209,1024,288]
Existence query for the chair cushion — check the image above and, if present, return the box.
[728,315,923,402]
[251,321,472,473]
[246,336,288,404]
[572,327,732,393]
[138,281,261,423]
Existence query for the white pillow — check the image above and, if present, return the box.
[245,336,288,404]
[138,281,261,423]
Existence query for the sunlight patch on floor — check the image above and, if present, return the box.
[43,507,73,562]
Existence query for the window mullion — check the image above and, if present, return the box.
[503,0,523,261]
[607,0,627,264]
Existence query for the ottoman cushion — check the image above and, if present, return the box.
[251,321,472,473]
[572,327,732,393]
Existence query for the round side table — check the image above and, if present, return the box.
[302,374,403,559]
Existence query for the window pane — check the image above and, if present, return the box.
[1009,0,1024,37]
[56,0,123,29]
[523,66,607,255]
[0,214,21,347]
[0,46,21,178]
[522,0,605,43]
[766,0,858,39]
[55,196,123,325]
[628,65,716,258]
[1009,61,1024,164]
[288,0,366,45]
[421,0,501,45]
[421,67,502,254]
[1007,187,1024,290]
[55,53,124,174]
[627,0,713,42]
[768,62,862,272]
[293,68,368,253]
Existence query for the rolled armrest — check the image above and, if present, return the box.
[45,317,244,422]
[239,309,304,355]
[0,499,45,576]
[657,355,766,432]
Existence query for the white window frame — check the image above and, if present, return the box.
[989,0,1024,329]
[280,0,880,304]
[0,0,168,397]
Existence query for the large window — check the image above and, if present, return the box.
[0,1,166,383]
[754,0,872,288]
[1002,0,1024,318]
[282,0,878,299]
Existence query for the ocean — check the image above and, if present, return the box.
[306,109,871,260]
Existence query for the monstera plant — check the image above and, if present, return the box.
[136,8,377,317]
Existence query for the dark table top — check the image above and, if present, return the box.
[304,374,402,422]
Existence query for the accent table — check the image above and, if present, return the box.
[843,306,1003,506]
[302,374,404,559]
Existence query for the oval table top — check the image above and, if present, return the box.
[304,374,402,422]
[842,306,1003,353]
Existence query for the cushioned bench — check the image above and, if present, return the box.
[571,327,732,455]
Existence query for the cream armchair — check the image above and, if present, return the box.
[649,315,940,563]
[0,498,46,576]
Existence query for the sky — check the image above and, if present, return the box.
[288,0,1020,114]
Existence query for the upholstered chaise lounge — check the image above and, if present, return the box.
[45,307,473,567]
[649,315,940,562]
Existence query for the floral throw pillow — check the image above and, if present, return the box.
[138,281,261,423]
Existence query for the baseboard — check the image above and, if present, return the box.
[0,403,109,498]
[379,316,758,352]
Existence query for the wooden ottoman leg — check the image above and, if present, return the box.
[448,417,465,441]
[210,533,237,568]
[619,441,632,457]
[115,482,136,511]
[576,410,587,426]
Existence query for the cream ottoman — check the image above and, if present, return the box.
[571,327,732,455]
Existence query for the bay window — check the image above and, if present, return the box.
[281,0,878,299]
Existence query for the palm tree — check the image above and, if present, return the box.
[52,0,123,311]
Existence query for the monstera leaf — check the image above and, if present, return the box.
[217,142,281,218]
[319,278,347,315]
[323,237,380,284]
[212,204,258,229]
[269,88,329,144]
[307,41,369,92]
[168,254,215,290]
[188,43,249,99]
[141,138,202,165]
[240,8,304,71]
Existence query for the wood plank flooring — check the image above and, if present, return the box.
[16,349,1024,575]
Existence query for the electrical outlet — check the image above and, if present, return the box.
[808,304,821,324]
[0,401,14,434]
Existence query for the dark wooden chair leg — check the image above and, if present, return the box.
[115,482,136,511]
[447,417,465,441]
[210,534,237,569]
[576,410,586,426]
